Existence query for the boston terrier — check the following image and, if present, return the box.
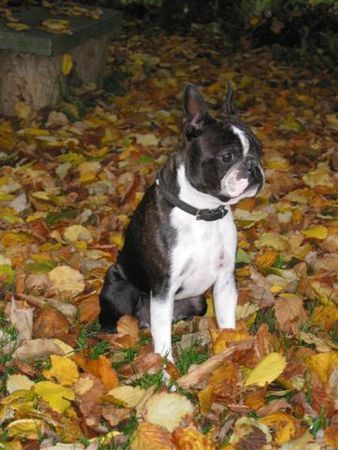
[99,84,264,361]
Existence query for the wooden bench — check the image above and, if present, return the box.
[0,5,122,116]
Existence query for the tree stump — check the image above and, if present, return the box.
[0,5,122,116]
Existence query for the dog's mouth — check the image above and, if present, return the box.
[220,160,264,201]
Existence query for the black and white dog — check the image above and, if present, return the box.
[99,84,264,361]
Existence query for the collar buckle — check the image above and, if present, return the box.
[196,205,228,221]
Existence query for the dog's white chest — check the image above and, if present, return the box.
[170,208,237,299]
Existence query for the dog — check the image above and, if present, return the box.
[99,83,264,361]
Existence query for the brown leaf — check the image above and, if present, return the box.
[120,352,163,378]
[274,295,307,334]
[177,347,236,389]
[74,374,104,428]
[33,307,70,339]
[12,338,64,361]
[131,422,173,450]
[102,404,131,427]
[77,294,100,323]
[117,314,139,342]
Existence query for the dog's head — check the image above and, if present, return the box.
[182,84,264,204]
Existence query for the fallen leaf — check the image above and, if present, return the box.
[12,338,64,361]
[62,53,73,76]
[307,352,338,384]
[6,374,35,393]
[260,412,298,445]
[172,425,215,449]
[7,419,45,440]
[131,422,173,450]
[48,265,85,295]
[63,224,93,243]
[34,381,74,413]
[43,355,79,386]
[302,226,328,240]
[75,354,119,391]
[105,385,146,408]
[117,314,139,343]
[274,295,307,335]
[142,391,194,432]
[245,353,286,387]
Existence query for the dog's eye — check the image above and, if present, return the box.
[221,152,234,163]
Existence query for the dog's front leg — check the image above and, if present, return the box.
[213,267,237,329]
[150,293,174,361]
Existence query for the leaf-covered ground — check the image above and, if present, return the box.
[0,16,337,450]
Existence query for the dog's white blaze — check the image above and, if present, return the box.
[232,125,250,157]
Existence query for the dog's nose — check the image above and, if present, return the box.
[244,157,261,180]
[244,157,258,172]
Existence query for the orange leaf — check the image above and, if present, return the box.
[172,425,215,450]
[245,391,266,411]
[78,294,100,323]
[210,328,250,354]
[255,250,278,270]
[76,355,119,392]
[311,306,338,331]
[131,422,172,450]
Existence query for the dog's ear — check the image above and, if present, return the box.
[222,82,236,117]
[183,84,209,138]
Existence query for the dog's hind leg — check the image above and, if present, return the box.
[173,295,207,322]
[99,264,142,332]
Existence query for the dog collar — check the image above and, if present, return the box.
[155,170,228,221]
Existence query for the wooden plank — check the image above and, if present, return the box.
[0,6,122,56]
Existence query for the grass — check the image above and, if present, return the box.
[76,321,101,351]
[176,340,209,375]
[0,313,20,393]
[131,370,165,390]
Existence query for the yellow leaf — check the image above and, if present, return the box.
[63,224,93,243]
[206,294,215,317]
[307,352,338,384]
[42,19,71,33]
[265,155,290,170]
[48,265,85,295]
[6,374,34,393]
[245,352,286,387]
[260,412,297,445]
[22,128,50,136]
[0,121,17,151]
[105,385,146,408]
[255,233,288,251]
[302,226,328,240]
[303,162,331,188]
[78,161,101,183]
[135,133,159,146]
[7,22,30,31]
[62,53,73,76]
[7,419,45,440]
[35,380,74,413]
[281,115,303,132]
[43,355,79,386]
[110,232,124,249]
[14,101,31,120]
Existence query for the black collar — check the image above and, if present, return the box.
[155,169,228,221]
